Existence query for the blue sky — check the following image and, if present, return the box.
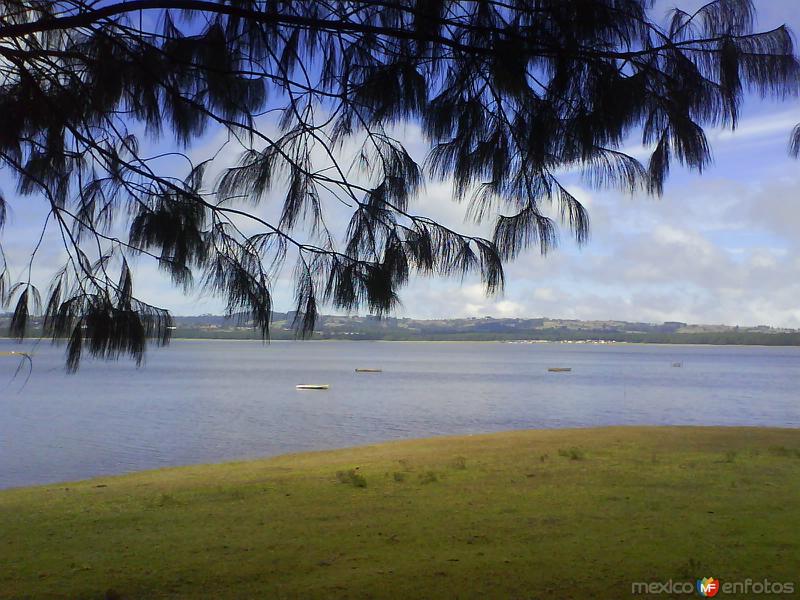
[2,1,800,327]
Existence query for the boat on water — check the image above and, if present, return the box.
[672,362,683,368]
[547,367,572,372]
[295,384,330,390]
[355,368,382,373]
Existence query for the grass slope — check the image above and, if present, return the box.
[2,427,799,599]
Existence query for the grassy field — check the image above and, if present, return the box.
[2,426,799,599]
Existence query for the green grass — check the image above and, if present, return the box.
[2,426,799,599]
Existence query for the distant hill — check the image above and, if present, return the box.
[166,313,800,345]
[2,312,798,345]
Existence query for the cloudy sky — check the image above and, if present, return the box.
[394,1,800,327]
[2,1,800,327]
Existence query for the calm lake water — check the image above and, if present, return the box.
[0,339,798,489]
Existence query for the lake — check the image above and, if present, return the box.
[0,339,798,489]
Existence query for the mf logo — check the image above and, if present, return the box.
[697,577,720,597]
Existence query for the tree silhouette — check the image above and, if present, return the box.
[0,0,796,369]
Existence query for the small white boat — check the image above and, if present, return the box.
[295,384,330,390]
[355,368,382,373]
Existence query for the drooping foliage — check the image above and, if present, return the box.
[0,0,797,369]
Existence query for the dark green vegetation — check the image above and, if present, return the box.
[10,312,796,345]
[129,314,800,345]
[6,312,798,345]
[2,427,799,599]
[175,313,800,345]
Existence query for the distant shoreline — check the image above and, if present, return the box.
[4,312,799,346]
[3,336,800,348]
[166,338,800,348]
[164,334,800,347]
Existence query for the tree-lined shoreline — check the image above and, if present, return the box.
[4,312,798,345]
